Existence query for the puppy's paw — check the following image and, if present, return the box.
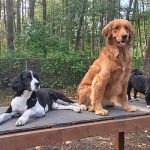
[15,117,27,126]
[124,105,137,112]
[72,106,81,113]
[95,109,108,115]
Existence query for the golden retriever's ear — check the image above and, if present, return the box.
[102,21,112,38]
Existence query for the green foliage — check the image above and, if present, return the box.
[14,20,70,56]
[132,57,143,70]
[0,48,96,89]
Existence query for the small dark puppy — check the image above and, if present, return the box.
[127,69,143,101]
[127,69,150,108]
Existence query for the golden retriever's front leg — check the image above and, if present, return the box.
[90,73,110,115]
[119,70,137,112]
[119,93,137,112]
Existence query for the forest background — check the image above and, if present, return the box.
[0,0,150,102]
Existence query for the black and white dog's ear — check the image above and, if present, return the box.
[11,73,24,91]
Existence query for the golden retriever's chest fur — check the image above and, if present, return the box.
[104,49,131,98]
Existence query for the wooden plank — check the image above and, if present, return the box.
[0,115,150,150]
[115,132,124,150]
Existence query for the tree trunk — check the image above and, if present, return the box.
[0,0,1,20]
[51,0,55,35]
[91,0,95,54]
[17,0,21,34]
[132,0,138,22]
[141,0,147,45]
[74,0,87,50]
[29,0,35,20]
[126,0,133,20]
[6,0,14,50]
[144,36,150,75]
[42,0,46,24]
[21,0,24,23]
[107,0,115,22]
[0,0,1,53]
[3,0,7,31]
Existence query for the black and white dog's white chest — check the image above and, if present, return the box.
[11,91,37,113]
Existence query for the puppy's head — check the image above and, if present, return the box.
[12,70,40,92]
[102,19,134,48]
[131,69,143,76]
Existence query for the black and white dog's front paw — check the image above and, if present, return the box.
[147,105,150,109]
[0,115,4,124]
[72,106,81,113]
[79,104,87,111]
[15,117,28,126]
[72,103,87,111]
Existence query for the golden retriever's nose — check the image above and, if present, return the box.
[122,35,128,40]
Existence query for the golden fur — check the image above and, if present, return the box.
[77,19,137,115]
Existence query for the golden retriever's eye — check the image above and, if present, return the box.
[125,26,129,30]
[113,26,120,31]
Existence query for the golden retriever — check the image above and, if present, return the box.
[77,19,137,115]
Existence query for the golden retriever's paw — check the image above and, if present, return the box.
[87,105,95,112]
[124,105,137,112]
[95,109,108,115]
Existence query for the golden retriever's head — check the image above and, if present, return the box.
[102,19,134,48]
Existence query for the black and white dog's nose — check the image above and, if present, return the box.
[35,82,40,88]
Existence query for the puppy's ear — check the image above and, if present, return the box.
[102,21,112,38]
[11,73,24,92]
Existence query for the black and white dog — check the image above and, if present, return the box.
[0,70,86,126]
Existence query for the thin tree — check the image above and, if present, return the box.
[0,0,1,20]
[91,0,96,54]
[17,0,21,34]
[126,0,133,20]
[107,0,115,22]
[74,0,87,50]
[144,36,150,75]
[132,0,138,22]
[6,0,14,50]
[141,0,147,45]
[29,0,35,20]
[0,0,1,52]
[42,0,46,24]
[3,0,6,31]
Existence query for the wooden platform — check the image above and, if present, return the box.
[0,100,150,150]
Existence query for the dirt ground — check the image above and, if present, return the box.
[26,129,150,150]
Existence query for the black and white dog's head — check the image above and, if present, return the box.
[12,70,40,94]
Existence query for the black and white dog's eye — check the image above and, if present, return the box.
[33,73,39,80]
